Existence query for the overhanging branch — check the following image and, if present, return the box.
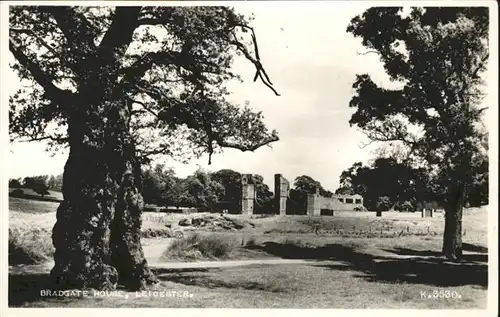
[19,135,69,143]
[228,26,280,96]
[214,135,279,152]
[9,40,74,105]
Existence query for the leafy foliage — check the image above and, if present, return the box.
[376,196,392,212]
[184,169,225,210]
[347,7,490,259]
[22,176,50,197]
[47,174,63,191]
[252,174,274,214]
[141,166,274,213]
[287,175,333,214]
[337,158,432,211]
[9,178,22,188]
[346,7,489,205]
[211,169,242,211]
[9,6,280,164]
[337,156,488,210]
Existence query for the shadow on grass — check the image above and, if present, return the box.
[8,271,84,307]
[382,247,488,263]
[463,243,488,254]
[8,272,48,306]
[247,242,488,288]
[152,267,289,293]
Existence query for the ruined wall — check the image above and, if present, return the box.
[307,189,321,216]
[239,173,364,216]
[274,174,290,215]
[320,196,364,211]
[241,174,255,215]
[307,191,365,215]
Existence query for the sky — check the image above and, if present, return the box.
[4,2,495,191]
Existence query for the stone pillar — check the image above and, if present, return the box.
[274,174,289,216]
[307,188,321,216]
[241,174,255,215]
[421,208,433,218]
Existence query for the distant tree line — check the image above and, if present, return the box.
[336,157,488,212]
[9,174,63,197]
[12,157,487,214]
[140,166,276,214]
[140,165,344,215]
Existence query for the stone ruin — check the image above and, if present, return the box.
[274,174,290,216]
[239,173,364,216]
[241,174,256,215]
[306,188,364,216]
[421,208,434,218]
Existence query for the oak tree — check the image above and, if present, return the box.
[346,7,489,260]
[9,5,279,290]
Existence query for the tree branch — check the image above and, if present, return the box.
[128,97,159,118]
[227,28,280,96]
[136,143,172,158]
[119,51,182,87]
[97,7,142,66]
[214,135,279,152]
[471,52,489,79]
[39,6,97,54]
[9,40,74,105]
[19,135,69,143]
[10,28,58,57]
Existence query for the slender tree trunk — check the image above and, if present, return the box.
[442,182,466,261]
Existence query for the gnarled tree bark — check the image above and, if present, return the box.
[51,96,156,290]
[50,114,119,290]
[109,101,158,289]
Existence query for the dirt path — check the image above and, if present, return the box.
[9,258,315,275]
[10,239,485,274]
[150,258,313,268]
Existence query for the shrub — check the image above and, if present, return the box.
[141,228,173,238]
[398,201,415,212]
[244,236,257,247]
[376,196,392,211]
[162,233,234,260]
[10,189,25,198]
[9,179,22,188]
[9,227,54,264]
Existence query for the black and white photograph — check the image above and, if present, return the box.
[1,0,497,314]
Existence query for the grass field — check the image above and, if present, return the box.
[8,188,63,202]
[8,197,489,308]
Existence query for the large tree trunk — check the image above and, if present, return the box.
[50,129,119,290]
[109,142,158,290]
[50,99,157,290]
[442,182,466,261]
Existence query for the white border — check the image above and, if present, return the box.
[0,1,498,317]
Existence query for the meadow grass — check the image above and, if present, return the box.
[8,197,488,264]
[162,233,235,261]
[8,197,489,308]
